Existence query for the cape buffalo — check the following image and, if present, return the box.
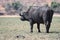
[20,6,54,33]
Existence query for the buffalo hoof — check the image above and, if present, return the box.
[38,31,41,33]
[30,31,33,33]
[46,31,49,33]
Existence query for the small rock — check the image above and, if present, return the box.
[16,35,25,39]
[16,36,19,38]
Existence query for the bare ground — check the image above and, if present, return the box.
[0,13,60,17]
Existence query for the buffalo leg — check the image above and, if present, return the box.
[45,21,51,33]
[29,20,34,33]
[37,23,41,32]
[30,23,33,33]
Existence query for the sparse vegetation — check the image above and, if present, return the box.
[0,16,60,40]
[51,2,60,13]
[4,1,23,15]
[12,1,23,10]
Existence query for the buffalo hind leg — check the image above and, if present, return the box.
[37,23,41,32]
[45,21,51,33]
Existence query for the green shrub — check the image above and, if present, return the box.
[51,2,58,8]
[12,1,23,10]
[51,2,60,8]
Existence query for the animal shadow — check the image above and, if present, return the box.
[49,31,60,33]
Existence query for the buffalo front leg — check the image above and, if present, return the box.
[29,19,34,33]
[37,23,41,32]
[30,23,33,33]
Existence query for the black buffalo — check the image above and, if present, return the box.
[19,6,54,33]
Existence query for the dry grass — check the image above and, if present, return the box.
[0,16,60,40]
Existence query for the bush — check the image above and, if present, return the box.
[12,1,23,10]
[51,2,60,13]
[51,2,60,8]
[51,2,58,8]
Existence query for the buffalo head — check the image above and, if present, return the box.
[19,11,29,21]
[20,6,32,21]
[20,12,26,21]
